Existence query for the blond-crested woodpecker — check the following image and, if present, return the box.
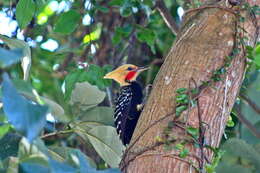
[104,64,148,145]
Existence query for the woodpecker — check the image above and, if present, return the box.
[104,64,148,145]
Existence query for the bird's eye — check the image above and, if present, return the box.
[127,67,133,71]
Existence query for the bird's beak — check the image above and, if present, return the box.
[104,72,113,79]
[136,66,149,72]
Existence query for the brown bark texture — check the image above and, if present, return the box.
[122,1,259,173]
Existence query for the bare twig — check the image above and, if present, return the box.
[240,93,260,115]
[41,129,74,139]
[185,5,237,15]
[190,78,205,171]
[155,0,179,35]
[106,87,113,107]
[235,108,260,138]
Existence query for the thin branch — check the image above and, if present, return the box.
[41,129,74,139]
[235,108,260,139]
[155,0,179,35]
[240,93,260,115]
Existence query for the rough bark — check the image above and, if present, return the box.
[122,1,259,173]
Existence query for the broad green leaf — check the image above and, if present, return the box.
[112,26,132,44]
[80,106,114,126]
[41,97,66,122]
[16,0,36,29]
[54,10,81,34]
[19,155,50,173]
[71,121,102,135]
[49,159,76,173]
[10,79,66,122]
[48,147,94,166]
[48,148,120,173]
[2,74,48,142]
[0,48,23,68]
[70,82,106,111]
[64,65,112,100]
[255,44,260,54]
[0,35,32,80]
[0,124,11,140]
[115,26,132,37]
[35,0,47,15]
[3,157,19,173]
[254,54,260,66]
[18,138,48,160]
[65,69,87,100]
[109,0,124,6]
[77,125,125,168]
[136,27,156,47]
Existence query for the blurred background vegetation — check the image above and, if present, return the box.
[0,0,259,172]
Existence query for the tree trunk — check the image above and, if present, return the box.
[121,1,259,172]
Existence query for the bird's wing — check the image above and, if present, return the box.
[114,87,133,145]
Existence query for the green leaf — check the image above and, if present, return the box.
[255,44,260,54]
[0,124,11,140]
[226,116,235,127]
[41,97,66,122]
[2,73,48,142]
[0,35,32,80]
[10,79,66,122]
[175,105,187,117]
[0,48,23,68]
[136,27,155,47]
[19,155,50,173]
[48,148,120,173]
[48,146,95,167]
[109,0,124,6]
[96,5,110,13]
[254,54,260,66]
[76,126,125,168]
[120,5,132,17]
[64,69,86,100]
[16,0,35,29]
[175,143,184,150]
[70,82,106,111]
[80,106,114,126]
[3,157,19,173]
[186,127,199,139]
[176,88,187,94]
[64,65,112,100]
[112,26,132,45]
[206,149,225,173]
[54,10,81,34]
[176,94,188,104]
[179,148,189,158]
[115,26,132,37]
[35,0,47,15]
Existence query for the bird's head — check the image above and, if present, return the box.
[104,64,149,86]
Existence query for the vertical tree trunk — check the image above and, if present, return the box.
[121,1,259,172]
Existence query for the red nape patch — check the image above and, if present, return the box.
[125,71,137,81]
